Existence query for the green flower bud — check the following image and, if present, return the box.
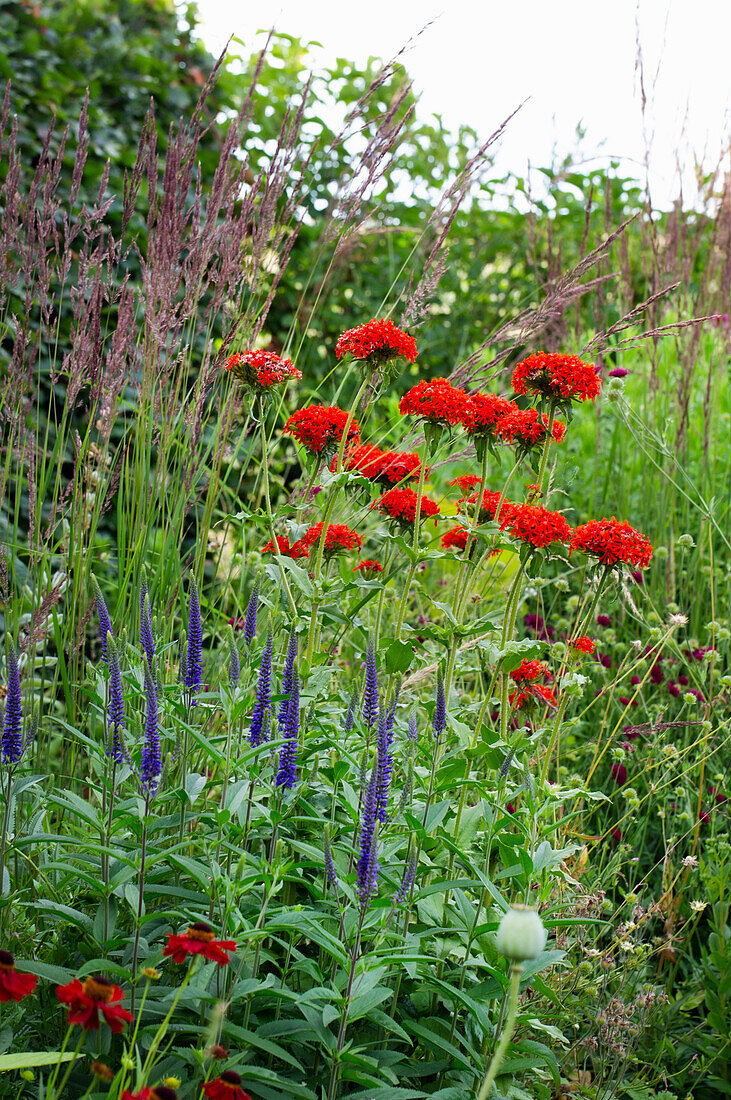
[496,905,546,962]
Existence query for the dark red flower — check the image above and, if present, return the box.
[208,1045,230,1060]
[569,636,595,654]
[375,488,440,527]
[609,826,622,843]
[610,763,627,784]
[335,318,417,365]
[398,378,469,425]
[441,526,469,551]
[353,559,383,576]
[261,535,309,560]
[500,502,572,549]
[56,976,133,1032]
[596,614,611,627]
[163,922,236,966]
[0,951,38,1002]
[461,391,517,436]
[203,1070,252,1100]
[608,367,629,378]
[494,407,566,449]
[509,659,552,683]
[225,350,301,390]
[284,404,360,456]
[524,613,554,641]
[678,674,689,685]
[122,1089,179,1100]
[511,351,601,402]
[598,653,612,669]
[570,517,653,569]
[299,523,363,557]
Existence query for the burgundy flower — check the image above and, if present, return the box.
[203,1069,253,1100]
[610,763,627,784]
[0,951,38,1002]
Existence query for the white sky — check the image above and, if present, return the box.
[194,0,730,209]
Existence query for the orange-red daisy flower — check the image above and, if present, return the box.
[0,950,38,1002]
[203,1070,253,1100]
[335,318,417,366]
[511,351,601,403]
[163,922,236,966]
[224,350,301,390]
[56,976,133,1032]
[570,517,653,569]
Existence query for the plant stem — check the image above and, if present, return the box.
[475,963,522,1100]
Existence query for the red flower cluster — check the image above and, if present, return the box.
[203,1070,253,1100]
[461,488,514,523]
[0,950,38,1002]
[509,683,558,709]
[261,535,309,560]
[500,502,573,549]
[353,559,383,576]
[335,318,417,365]
[333,444,425,485]
[570,517,653,569]
[300,523,363,557]
[509,659,552,683]
[512,351,601,402]
[450,474,482,499]
[224,349,302,390]
[495,407,566,448]
[284,404,360,456]
[569,635,596,654]
[375,488,440,526]
[398,378,469,425]
[163,922,236,966]
[441,526,469,551]
[461,392,517,436]
[56,976,133,1032]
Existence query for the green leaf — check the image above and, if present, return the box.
[0,1051,77,1070]
[384,639,414,675]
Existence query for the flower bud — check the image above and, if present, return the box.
[496,904,546,962]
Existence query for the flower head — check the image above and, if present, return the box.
[141,660,162,795]
[353,559,383,577]
[335,318,417,370]
[450,474,482,499]
[203,1069,253,1100]
[570,517,653,569]
[283,404,360,457]
[299,522,363,558]
[375,487,440,529]
[0,950,38,1002]
[495,407,566,451]
[249,634,272,747]
[56,976,133,1032]
[276,634,299,790]
[460,487,514,524]
[122,1089,180,1100]
[356,767,379,906]
[512,351,601,403]
[92,576,112,662]
[509,683,558,709]
[107,634,125,763]
[362,642,379,731]
[500,502,572,550]
[509,659,552,683]
[434,672,447,742]
[242,585,259,650]
[140,576,155,668]
[569,635,596,655]
[225,349,301,391]
[441,526,470,551]
[461,391,517,440]
[185,578,202,703]
[398,377,469,426]
[261,535,309,559]
[163,922,236,966]
[2,649,23,766]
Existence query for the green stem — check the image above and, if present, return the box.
[259,416,298,621]
[393,454,429,641]
[535,407,556,492]
[475,964,523,1100]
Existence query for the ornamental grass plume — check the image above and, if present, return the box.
[2,649,23,765]
[283,404,360,457]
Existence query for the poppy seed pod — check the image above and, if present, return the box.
[496,905,546,961]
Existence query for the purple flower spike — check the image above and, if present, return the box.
[107,633,125,763]
[2,649,23,765]
[93,577,112,662]
[434,672,446,742]
[362,641,378,731]
[141,660,161,795]
[185,578,202,703]
[243,584,259,649]
[278,631,298,730]
[343,687,358,735]
[276,644,299,790]
[227,626,240,689]
[323,828,338,889]
[407,711,418,743]
[394,852,417,904]
[356,766,379,906]
[140,576,155,667]
[249,634,272,747]
[376,688,399,824]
